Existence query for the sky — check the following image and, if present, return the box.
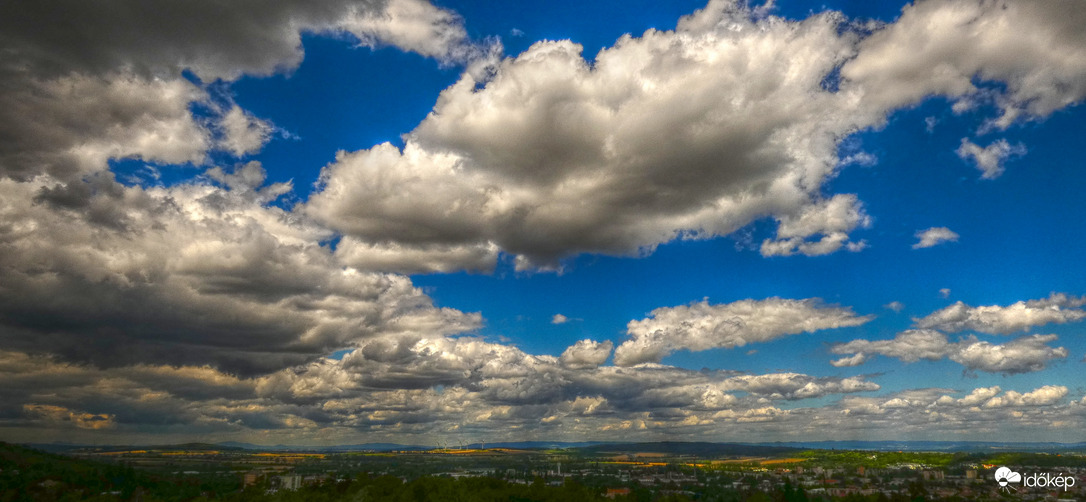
[1,0,1085,446]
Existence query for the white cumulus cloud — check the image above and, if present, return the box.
[559,339,613,369]
[841,0,1086,130]
[913,293,1086,334]
[831,331,1068,375]
[306,4,873,271]
[614,297,872,366]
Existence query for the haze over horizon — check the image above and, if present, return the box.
[2,0,1086,447]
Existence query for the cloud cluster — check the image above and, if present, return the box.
[913,293,1086,334]
[0,0,482,81]
[824,385,1079,439]
[831,293,1086,374]
[306,3,872,271]
[0,73,213,181]
[614,298,872,365]
[6,342,1084,444]
[950,335,1069,375]
[3,0,1086,444]
[23,405,115,431]
[0,0,499,380]
[831,330,1069,375]
[307,0,1086,272]
[759,194,871,257]
[840,0,1086,130]
[0,166,480,376]
[0,336,885,443]
[978,386,1068,408]
[0,0,486,182]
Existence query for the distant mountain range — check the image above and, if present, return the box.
[218,441,431,452]
[219,440,611,452]
[465,441,609,450]
[752,440,1086,452]
[580,442,803,456]
[22,439,1086,454]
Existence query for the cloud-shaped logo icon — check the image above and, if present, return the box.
[995,466,1022,491]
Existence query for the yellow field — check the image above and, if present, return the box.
[253,452,326,459]
[710,457,762,464]
[600,460,669,467]
[759,458,808,465]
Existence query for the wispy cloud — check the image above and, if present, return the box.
[956,138,1026,179]
[913,227,959,249]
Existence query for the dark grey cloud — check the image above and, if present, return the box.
[0,0,485,182]
[0,167,480,376]
[0,0,373,81]
[0,0,488,82]
[0,72,211,181]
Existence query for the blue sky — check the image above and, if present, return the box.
[1,0,1085,445]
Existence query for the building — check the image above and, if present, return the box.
[277,474,302,491]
